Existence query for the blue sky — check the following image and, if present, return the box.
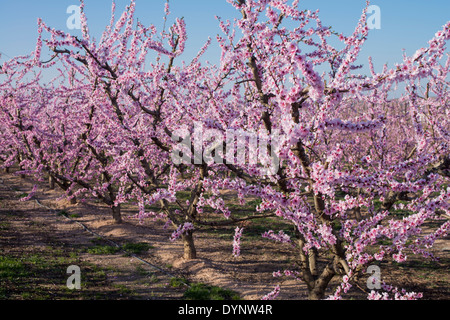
[0,0,449,74]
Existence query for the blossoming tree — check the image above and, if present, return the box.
[201,0,450,299]
[0,0,280,259]
[1,0,449,300]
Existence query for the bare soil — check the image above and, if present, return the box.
[0,171,449,300]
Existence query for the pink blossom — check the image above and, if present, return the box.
[232,227,244,257]
[261,285,281,300]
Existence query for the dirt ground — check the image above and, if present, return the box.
[0,171,449,300]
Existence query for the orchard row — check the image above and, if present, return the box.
[0,0,449,300]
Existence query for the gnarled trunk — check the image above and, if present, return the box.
[49,175,55,190]
[112,205,122,224]
[182,230,197,260]
[296,229,337,300]
[67,190,77,205]
[307,264,336,300]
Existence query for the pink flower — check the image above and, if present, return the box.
[261,285,281,300]
[232,227,244,257]
[170,223,194,242]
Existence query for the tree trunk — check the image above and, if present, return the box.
[67,190,77,205]
[308,289,325,300]
[4,167,9,173]
[112,205,122,224]
[354,188,363,220]
[49,175,55,190]
[18,154,25,179]
[308,248,318,277]
[182,230,197,260]
[307,264,336,300]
